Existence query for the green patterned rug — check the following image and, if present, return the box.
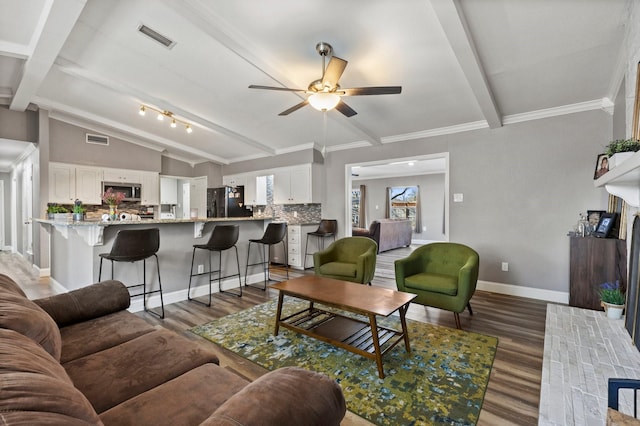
[190,298,498,425]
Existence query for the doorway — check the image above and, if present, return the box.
[345,153,450,242]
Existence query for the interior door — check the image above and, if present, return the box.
[22,159,33,261]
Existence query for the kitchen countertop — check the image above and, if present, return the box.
[33,217,265,227]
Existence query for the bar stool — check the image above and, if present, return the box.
[98,228,164,318]
[304,219,337,269]
[188,224,242,306]
[245,222,288,290]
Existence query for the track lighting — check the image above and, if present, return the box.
[138,104,193,133]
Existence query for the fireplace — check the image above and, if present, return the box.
[626,215,640,347]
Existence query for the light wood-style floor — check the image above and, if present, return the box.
[1,247,548,425]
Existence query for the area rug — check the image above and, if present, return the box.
[190,298,498,426]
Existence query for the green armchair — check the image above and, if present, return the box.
[313,237,378,284]
[394,242,479,329]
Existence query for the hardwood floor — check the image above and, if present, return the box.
[2,247,548,425]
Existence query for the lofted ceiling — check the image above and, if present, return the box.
[0,0,632,168]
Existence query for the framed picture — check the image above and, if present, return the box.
[594,154,609,179]
[593,212,618,238]
[587,210,606,230]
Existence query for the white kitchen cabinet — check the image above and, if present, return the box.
[49,163,102,205]
[287,224,318,270]
[103,168,142,184]
[141,172,160,205]
[273,165,318,204]
[222,174,246,187]
[49,163,75,204]
[74,166,102,205]
[244,174,268,205]
[160,176,178,204]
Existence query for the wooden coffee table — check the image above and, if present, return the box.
[270,275,416,378]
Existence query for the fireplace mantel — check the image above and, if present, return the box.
[594,150,640,207]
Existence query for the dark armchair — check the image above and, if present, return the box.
[313,237,378,285]
[394,242,479,329]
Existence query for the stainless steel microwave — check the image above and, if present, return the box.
[102,182,142,202]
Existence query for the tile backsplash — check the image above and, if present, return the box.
[251,203,321,224]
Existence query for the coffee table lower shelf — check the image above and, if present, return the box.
[276,306,407,378]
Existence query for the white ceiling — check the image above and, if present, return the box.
[0,0,632,168]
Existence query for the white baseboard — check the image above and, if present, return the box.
[36,267,50,278]
[49,277,70,295]
[128,272,266,312]
[477,279,568,304]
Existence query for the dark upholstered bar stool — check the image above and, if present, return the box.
[304,219,337,269]
[245,222,288,290]
[188,224,242,306]
[98,228,164,319]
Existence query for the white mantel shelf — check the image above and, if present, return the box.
[594,150,640,207]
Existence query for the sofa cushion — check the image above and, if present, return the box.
[0,273,27,297]
[405,272,458,296]
[64,329,220,413]
[0,329,101,424]
[35,280,131,327]
[99,364,248,426]
[318,261,357,278]
[0,290,62,361]
[203,367,346,426]
[59,310,155,363]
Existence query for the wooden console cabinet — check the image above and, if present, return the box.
[569,236,627,310]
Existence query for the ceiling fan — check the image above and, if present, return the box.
[249,42,402,117]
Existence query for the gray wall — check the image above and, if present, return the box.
[222,148,321,175]
[49,120,161,172]
[322,110,610,293]
[353,174,446,241]
[0,107,38,142]
[160,157,223,185]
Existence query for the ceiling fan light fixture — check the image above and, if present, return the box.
[308,92,340,111]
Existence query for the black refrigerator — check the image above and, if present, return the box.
[207,186,252,218]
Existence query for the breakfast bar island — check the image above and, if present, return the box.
[34,217,272,311]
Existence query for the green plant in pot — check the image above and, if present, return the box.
[72,199,85,221]
[46,204,68,219]
[605,139,640,157]
[599,281,625,319]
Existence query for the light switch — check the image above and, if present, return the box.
[453,193,464,203]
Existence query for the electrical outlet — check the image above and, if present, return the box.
[293,211,298,218]
[197,264,204,274]
[501,262,509,272]
[422,226,426,231]
[453,193,464,203]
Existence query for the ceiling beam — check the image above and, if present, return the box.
[169,0,383,146]
[10,0,87,112]
[430,0,502,128]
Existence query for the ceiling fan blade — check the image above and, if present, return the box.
[249,84,305,92]
[278,100,309,116]
[342,86,402,96]
[335,100,357,117]
[322,56,348,89]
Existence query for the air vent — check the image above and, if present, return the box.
[86,133,109,146]
[137,24,176,49]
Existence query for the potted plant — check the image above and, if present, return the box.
[72,199,85,221]
[102,188,126,220]
[46,204,70,221]
[599,281,626,319]
[604,139,640,169]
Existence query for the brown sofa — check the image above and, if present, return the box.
[0,273,346,425]
[352,219,413,252]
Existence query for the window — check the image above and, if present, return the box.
[389,186,418,228]
[351,188,361,226]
